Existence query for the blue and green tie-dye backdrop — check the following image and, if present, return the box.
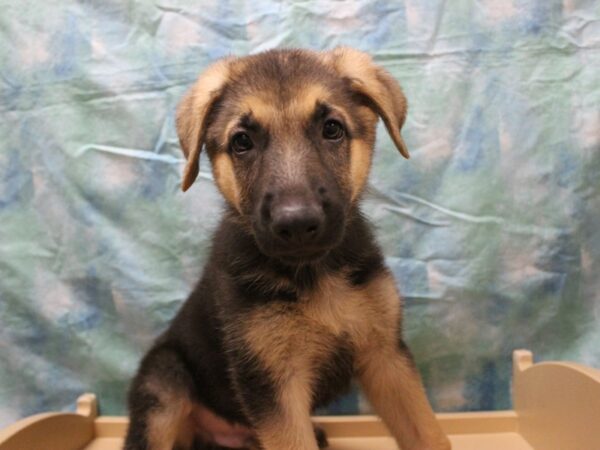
[1,0,599,425]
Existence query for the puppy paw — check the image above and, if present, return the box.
[410,435,451,450]
[424,436,452,450]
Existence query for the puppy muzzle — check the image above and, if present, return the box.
[253,188,345,262]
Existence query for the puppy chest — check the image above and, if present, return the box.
[239,283,375,375]
[239,298,359,408]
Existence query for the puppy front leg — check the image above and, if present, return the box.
[234,365,319,450]
[357,344,451,450]
[125,346,196,450]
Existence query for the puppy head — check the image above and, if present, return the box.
[176,48,409,263]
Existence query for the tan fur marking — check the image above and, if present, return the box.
[239,95,276,127]
[256,373,318,450]
[356,275,451,450]
[144,379,194,450]
[286,84,330,120]
[238,84,331,128]
[212,152,241,212]
[358,352,451,450]
[236,303,319,449]
[349,139,374,201]
[240,272,400,380]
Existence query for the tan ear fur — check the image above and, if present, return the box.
[324,47,410,159]
[176,58,232,192]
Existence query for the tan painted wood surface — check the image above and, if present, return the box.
[80,433,535,450]
[0,394,97,450]
[1,351,599,450]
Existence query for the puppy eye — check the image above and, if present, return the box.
[323,120,344,140]
[231,132,254,154]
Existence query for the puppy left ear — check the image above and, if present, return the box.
[323,47,410,159]
[176,58,232,192]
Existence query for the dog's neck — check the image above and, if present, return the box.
[211,206,385,302]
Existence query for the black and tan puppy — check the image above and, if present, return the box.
[125,48,451,450]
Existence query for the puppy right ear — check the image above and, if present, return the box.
[176,58,232,192]
[323,47,410,159]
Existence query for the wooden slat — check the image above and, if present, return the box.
[0,413,93,450]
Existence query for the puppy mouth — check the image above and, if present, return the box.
[270,247,331,265]
[251,231,334,265]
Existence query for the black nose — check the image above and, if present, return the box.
[271,201,324,245]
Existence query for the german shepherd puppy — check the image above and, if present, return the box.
[124,48,451,450]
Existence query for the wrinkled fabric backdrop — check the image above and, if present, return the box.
[1,0,599,425]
